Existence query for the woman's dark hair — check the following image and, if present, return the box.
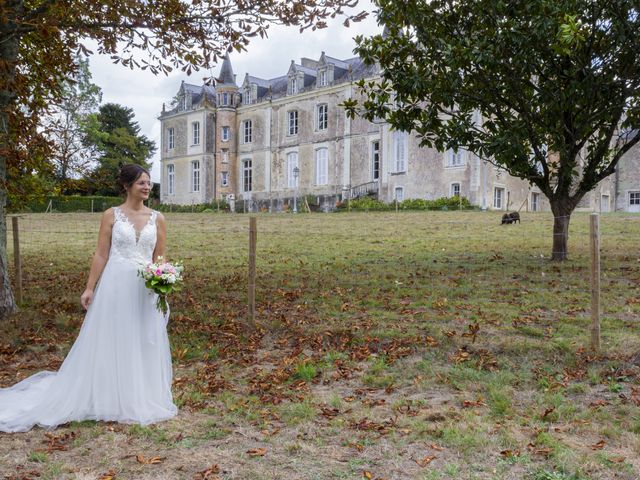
[117,164,150,195]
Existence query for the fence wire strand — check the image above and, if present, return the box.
[5,211,639,327]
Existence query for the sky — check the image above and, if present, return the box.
[88,1,380,182]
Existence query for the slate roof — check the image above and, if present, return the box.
[217,55,236,86]
[162,53,380,115]
[243,55,379,103]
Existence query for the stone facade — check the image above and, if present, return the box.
[159,54,638,214]
[613,142,640,212]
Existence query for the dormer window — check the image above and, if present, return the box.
[318,70,327,87]
[244,88,252,104]
[290,77,298,95]
[220,92,229,106]
[182,95,187,110]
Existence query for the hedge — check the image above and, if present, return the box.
[155,200,230,213]
[16,196,123,213]
[336,196,474,212]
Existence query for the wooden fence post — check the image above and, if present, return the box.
[590,213,601,352]
[248,216,257,327]
[11,216,22,304]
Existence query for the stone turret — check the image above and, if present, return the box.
[214,55,239,201]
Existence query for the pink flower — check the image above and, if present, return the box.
[156,268,162,275]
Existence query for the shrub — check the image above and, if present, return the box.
[156,200,229,213]
[337,196,473,212]
[336,196,390,211]
[16,196,123,213]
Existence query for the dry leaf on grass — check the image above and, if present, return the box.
[193,463,221,480]
[500,449,521,458]
[135,454,165,464]
[98,470,117,480]
[246,447,267,456]
[541,406,555,419]
[414,455,437,467]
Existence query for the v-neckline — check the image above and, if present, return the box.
[117,207,153,244]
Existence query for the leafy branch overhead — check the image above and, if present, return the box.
[344,0,640,260]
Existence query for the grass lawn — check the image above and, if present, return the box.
[0,210,639,480]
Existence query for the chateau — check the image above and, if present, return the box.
[158,54,640,213]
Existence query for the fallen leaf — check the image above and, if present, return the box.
[349,442,364,452]
[246,447,267,457]
[500,449,521,458]
[362,471,373,479]
[541,406,555,419]
[590,440,606,450]
[193,463,221,480]
[415,455,437,467]
[98,471,117,480]
[462,398,486,408]
[136,454,165,464]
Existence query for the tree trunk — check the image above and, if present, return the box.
[0,1,22,318]
[550,200,573,261]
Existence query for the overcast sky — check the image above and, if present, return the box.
[88,1,380,182]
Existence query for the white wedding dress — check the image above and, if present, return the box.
[0,207,177,433]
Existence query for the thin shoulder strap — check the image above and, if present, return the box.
[113,206,124,223]
[150,210,158,225]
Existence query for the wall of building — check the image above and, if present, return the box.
[159,62,639,214]
[615,143,640,212]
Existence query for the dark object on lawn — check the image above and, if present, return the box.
[501,212,521,224]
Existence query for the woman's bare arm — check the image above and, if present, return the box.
[153,212,167,262]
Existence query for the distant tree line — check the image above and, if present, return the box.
[10,56,156,208]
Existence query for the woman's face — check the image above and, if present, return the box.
[128,173,151,201]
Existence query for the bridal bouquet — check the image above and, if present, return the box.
[138,257,184,315]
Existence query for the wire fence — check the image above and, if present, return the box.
[5,210,640,348]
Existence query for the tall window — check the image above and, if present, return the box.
[318,70,327,87]
[315,148,328,185]
[243,159,252,192]
[222,126,230,141]
[244,88,252,104]
[221,171,229,187]
[192,121,200,145]
[451,183,460,197]
[167,164,174,195]
[531,192,540,211]
[222,149,229,164]
[316,104,328,131]
[167,128,174,150]
[290,77,298,94]
[220,92,229,106]
[288,110,298,136]
[446,148,464,167]
[242,120,252,143]
[191,160,200,192]
[393,131,407,172]
[371,141,380,180]
[493,187,505,209]
[287,152,299,188]
[394,187,404,202]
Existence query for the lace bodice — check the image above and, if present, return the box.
[110,207,157,264]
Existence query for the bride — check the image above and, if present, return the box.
[0,164,178,433]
